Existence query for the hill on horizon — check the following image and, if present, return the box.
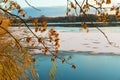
[12,6,96,18]
[12,6,67,17]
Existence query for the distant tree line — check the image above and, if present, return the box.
[26,14,118,22]
[11,14,120,27]
[13,14,117,23]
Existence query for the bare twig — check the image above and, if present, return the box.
[0,26,22,48]
[74,0,111,44]
[25,0,41,12]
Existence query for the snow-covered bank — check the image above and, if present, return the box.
[59,32,120,54]
[9,27,120,55]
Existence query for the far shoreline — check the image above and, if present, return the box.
[32,50,120,56]
[11,22,120,27]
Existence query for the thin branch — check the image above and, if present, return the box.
[74,0,111,44]
[74,0,120,50]
[0,26,22,48]
[81,0,86,7]
[0,7,74,66]
[25,0,41,12]
[0,8,39,38]
[75,8,78,16]
[96,27,111,44]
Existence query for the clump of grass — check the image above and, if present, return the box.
[0,35,38,80]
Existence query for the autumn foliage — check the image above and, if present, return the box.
[0,0,119,80]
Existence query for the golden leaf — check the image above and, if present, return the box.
[0,19,10,34]
[116,11,120,16]
[26,37,32,43]
[72,64,76,69]
[18,9,26,17]
[68,8,71,12]
[71,2,76,9]
[82,22,87,29]
[18,20,21,28]
[35,27,39,32]
[32,43,35,46]
[32,18,38,27]
[44,47,48,55]
[115,11,120,20]
[38,38,42,43]
[3,0,8,3]
[62,59,65,64]
[110,7,115,11]
[66,12,69,16]
[68,56,72,60]
[16,4,21,9]
[51,58,56,62]
[41,21,47,27]
[32,58,36,62]
[27,58,31,62]
[106,0,111,4]
[40,28,46,33]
